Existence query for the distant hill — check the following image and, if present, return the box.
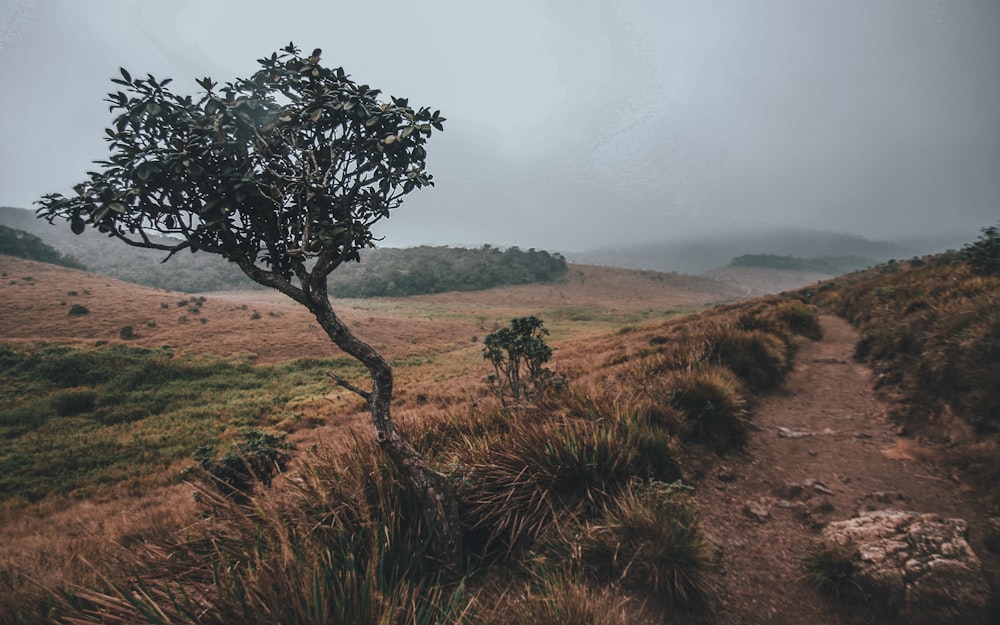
[0,207,567,296]
[0,225,85,270]
[570,229,915,274]
[1,206,255,292]
[728,254,876,275]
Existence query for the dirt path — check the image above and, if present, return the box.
[694,314,999,624]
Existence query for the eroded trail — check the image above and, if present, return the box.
[694,314,999,625]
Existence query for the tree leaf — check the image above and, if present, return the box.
[119,67,132,83]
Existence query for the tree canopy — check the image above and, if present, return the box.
[38,43,444,293]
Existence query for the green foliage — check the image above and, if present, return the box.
[0,224,85,269]
[67,303,90,316]
[328,245,568,297]
[961,222,1000,275]
[37,43,442,287]
[482,316,561,407]
[186,428,294,502]
[0,344,362,502]
[50,389,97,416]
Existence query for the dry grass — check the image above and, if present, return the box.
[0,253,820,624]
[809,254,1000,501]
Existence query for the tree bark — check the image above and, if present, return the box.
[307,292,463,574]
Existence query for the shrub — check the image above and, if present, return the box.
[51,389,97,416]
[118,325,135,340]
[663,366,748,453]
[461,417,647,556]
[185,428,295,502]
[707,326,789,392]
[578,481,713,608]
[67,304,89,316]
[56,439,471,625]
[961,223,1000,275]
[483,316,563,407]
[802,541,863,602]
[775,300,823,340]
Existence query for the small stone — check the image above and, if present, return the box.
[778,426,810,439]
[854,431,872,439]
[716,465,737,482]
[809,500,835,514]
[744,497,775,523]
[773,482,804,500]
[813,482,835,495]
[984,517,1000,553]
[869,491,907,504]
[808,450,818,456]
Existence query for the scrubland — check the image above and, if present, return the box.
[0,242,997,624]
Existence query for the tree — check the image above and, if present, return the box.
[36,44,461,571]
[961,222,1000,276]
[483,316,561,407]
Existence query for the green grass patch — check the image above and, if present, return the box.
[0,344,363,502]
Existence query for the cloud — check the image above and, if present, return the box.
[2,0,997,251]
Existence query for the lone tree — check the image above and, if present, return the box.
[36,44,461,570]
[483,316,560,407]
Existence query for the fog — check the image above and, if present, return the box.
[2,0,997,252]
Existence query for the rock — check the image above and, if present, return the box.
[778,426,810,439]
[985,517,1000,553]
[744,497,775,523]
[819,510,991,625]
[803,478,835,495]
[772,482,804,500]
[716,465,738,482]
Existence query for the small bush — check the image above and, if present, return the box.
[250,310,262,320]
[579,482,712,607]
[802,541,863,602]
[483,316,563,407]
[663,366,748,453]
[118,325,135,340]
[707,326,789,392]
[961,223,1000,275]
[579,481,712,608]
[51,389,97,416]
[461,417,646,556]
[67,304,89,316]
[185,429,295,502]
[775,300,823,340]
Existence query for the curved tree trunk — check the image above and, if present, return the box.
[307,293,463,574]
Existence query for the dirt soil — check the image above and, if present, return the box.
[693,314,1000,624]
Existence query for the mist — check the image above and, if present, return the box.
[1,0,997,253]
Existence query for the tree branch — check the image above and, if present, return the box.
[326,370,371,402]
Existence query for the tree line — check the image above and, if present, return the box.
[328,245,568,297]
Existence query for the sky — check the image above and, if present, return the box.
[1,0,998,252]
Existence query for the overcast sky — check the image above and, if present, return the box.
[1,0,997,251]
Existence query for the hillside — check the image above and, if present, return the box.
[0,255,743,363]
[0,207,568,295]
[2,241,998,625]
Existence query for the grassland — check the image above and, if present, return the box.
[1,242,997,625]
